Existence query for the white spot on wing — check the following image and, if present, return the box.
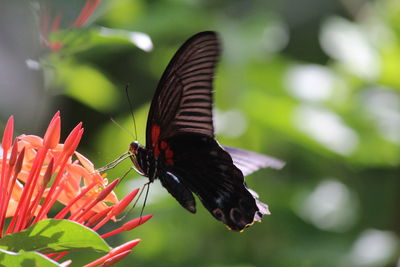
[167,171,181,183]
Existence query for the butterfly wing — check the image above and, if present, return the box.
[145,31,219,148]
[144,31,274,231]
[165,134,270,232]
[222,146,285,176]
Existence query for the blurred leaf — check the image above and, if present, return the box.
[50,27,153,52]
[100,0,144,27]
[381,44,400,89]
[54,59,120,112]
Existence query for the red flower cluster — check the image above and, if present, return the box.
[0,112,151,266]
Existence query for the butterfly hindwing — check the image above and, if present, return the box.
[163,134,269,231]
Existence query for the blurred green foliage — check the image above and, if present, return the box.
[1,0,400,266]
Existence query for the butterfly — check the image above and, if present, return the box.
[128,31,284,231]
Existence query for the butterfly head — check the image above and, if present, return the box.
[129,141,140,154]
[129,141,145,176]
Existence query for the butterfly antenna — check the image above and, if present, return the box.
[125,84,138,140]
[110,117,135,139]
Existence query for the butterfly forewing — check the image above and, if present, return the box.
[146,31,219,146]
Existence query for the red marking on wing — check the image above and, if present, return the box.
[154,145,160,157]
[151,125,161,157]
[160,141,168,150]
[165,148,173,159]
[151,125,160,142]
[165,147,174,165]
[151,127,174,164]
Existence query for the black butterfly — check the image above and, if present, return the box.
[129,31,284,232]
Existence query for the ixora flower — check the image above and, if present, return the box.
[0,112,151,266]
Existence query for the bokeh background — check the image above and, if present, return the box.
[1,0,399,266]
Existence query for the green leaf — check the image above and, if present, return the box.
[0,219,110,254]
[0,248,60,266]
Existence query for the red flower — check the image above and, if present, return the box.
[0,112,151,266]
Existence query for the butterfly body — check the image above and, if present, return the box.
[129,31,284,231]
